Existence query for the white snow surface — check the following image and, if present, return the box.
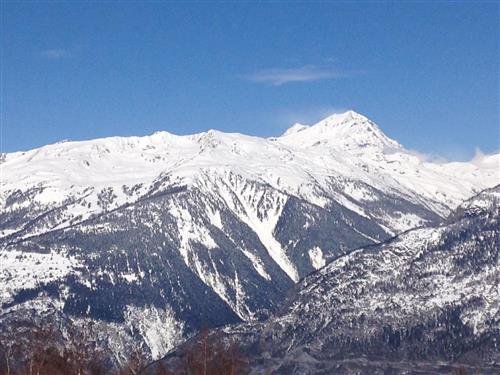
[308,247,326,270]
[2,111,497,220]
[0,249,81,305]
[123,304,185,360]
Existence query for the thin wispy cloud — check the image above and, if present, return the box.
[398,145,500,164]
[40,48,73,59]
[246,65,341,86]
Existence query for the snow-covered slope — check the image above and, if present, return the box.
[1,111,498,240]
[0,111,498,361]
[172,185,500,374]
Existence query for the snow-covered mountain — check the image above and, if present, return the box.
[166,185,500,374]
[1,111,498,360]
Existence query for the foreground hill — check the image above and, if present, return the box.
[1,111,498,360]
[171,185,498,374]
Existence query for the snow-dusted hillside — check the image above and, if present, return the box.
[1,111,498,360]
[171,185,500,374]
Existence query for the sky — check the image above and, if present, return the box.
[1,1,499,160]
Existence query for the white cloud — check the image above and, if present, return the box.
[40,48,73,59]
[246,65,341,86]
[471,147,500,164]
[404,146,500,164]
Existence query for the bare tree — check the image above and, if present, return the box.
[1,320,249,375]
[175,329,248,375]
[0,325,18,375]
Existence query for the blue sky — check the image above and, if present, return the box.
[1,1,498,160]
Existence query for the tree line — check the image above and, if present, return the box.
[0,322,248,375]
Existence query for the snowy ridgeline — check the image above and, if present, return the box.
[2,111,499,235]
[0,111,499,362]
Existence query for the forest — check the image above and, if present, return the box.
[0,322,247,375]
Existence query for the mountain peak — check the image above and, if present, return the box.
[279,110,401,152]
[317,110,369,126]
[281,111,369,137]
